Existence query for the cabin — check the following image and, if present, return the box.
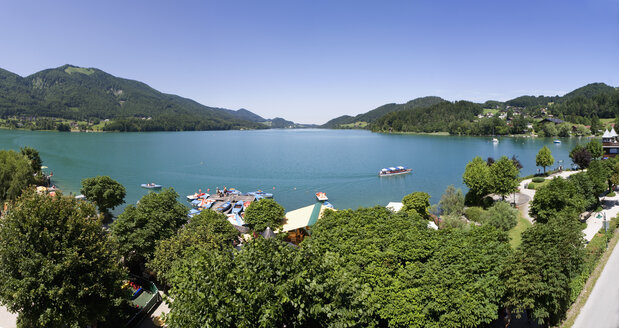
[602,128,619,157]
[539,118,564,125]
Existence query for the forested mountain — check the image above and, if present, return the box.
[371,101,483,133]
[322,96,446,128]
[0,65,270,131]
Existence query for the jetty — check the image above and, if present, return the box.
[206,194,256,215]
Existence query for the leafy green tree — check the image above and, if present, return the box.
[502,217,584,326]
[568,172,598,210]
[481,201,517,231]
[586,139,603,159]
[20,146,42,173]
[0,150,35,203]
[463,156,491,203]
[588,158,616,194]
[536,146,554,174]
[490,156,519,199]
[112,188,188,271]
[569,144,592,169]
[244,198,285,232]
[0,190,127,327]
[149,210,239,284]
[438,184,464,216]
[540,123,557,137]
[165,237,375,327]
[529,177,585,223]
[558,123,571,137]
[402,191,431,219]
[80,176,126,215]
[304,207,511,327]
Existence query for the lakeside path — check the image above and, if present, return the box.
[516,170,612,242]
[572,233,619,328]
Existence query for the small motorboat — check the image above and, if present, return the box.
[255,194,264,200]
[188,208,200,218]
[323,201,334,209]
[492,138,499,144]
[141,183,162,189]
[202,199,216,209]
[316,192,328,201]
[554,139,561,144]
[187,192,206,201]
[255,190,273,198]
[231,201,244,214]
[235,213,245,226]
[216,201,231,213]
[190,199,201,207]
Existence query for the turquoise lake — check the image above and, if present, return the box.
[0,129,586,214]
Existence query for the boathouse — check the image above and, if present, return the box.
[602,128,619,157]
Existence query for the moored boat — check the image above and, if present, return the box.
[316,192,328,201]
[492,138,499,143]
[141,183,162,189]
[216,201,231,213]
[378,166,412,176]
[231,201,244,214]
[554,139,561,144]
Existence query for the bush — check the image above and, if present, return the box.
[464,207,485,223]
[481,201,518,231]
[532,177,546,183]
[608,192,616,197]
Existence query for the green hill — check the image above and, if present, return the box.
[0,64,267,131]
[322,96,447,128]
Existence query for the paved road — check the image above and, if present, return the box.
[0,305,17,328]
[573,237,619,328]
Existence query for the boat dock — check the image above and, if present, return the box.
[206,194,256,214]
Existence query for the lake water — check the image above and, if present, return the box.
[0,129,585,213]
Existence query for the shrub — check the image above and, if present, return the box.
[464,207,485,223]
[608,192,616,197]
[532,177,546,183]
[481,201,518,231]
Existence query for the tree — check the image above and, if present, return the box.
[586,139,603,159]
[502,217,584,326]
[165,237,375,327]
[536,146,554,174]
[529,177,585,223]
[490,156,519,200]
[20,146,42,173]
[80,176,126,215]
[244,198,285,232]
[0,150,35,203]
[438,185,464,216]
[588,158,616,194]
[402,191,431,220]
[462,156,491,203]
[149,210,239,284]
[112,188,188,271]
[569,145,592,169]
[557,123,571,137]
[481,201,517,231]
[0,190,127,327]
[569,172,598,210]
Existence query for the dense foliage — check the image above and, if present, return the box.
[304,207,512,327]
[529,177,585,223]
[0,150,35,203]
[80,176,126,214]
[0,191,127,327]
[244,198,285,232]
[149,210,239,284]
[371,101,483,134]
[401,192,431,219]
[111,188,188,270]
[480,201,518,231]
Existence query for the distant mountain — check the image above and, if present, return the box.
[559,82,616,102]
[0,64,268,131]
[322,96,447,128]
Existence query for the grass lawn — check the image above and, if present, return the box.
[509,211,532,249]
[527,178,551,190]
[340,121,368,128]
[483,108,499,115]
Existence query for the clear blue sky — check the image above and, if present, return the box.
[1,0,617,124]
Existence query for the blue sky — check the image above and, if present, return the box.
[0,0,617,124]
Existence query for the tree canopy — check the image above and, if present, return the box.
[80,176,126,214]
[244,198,285,232]
[536,146,554,174]
[462,156,491,203]
[529,177,585,224]
[111,188,188,270]
[402,192,431,220]
[490,156,519,199]
[0,190,127,327]
[0,150,35,203]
